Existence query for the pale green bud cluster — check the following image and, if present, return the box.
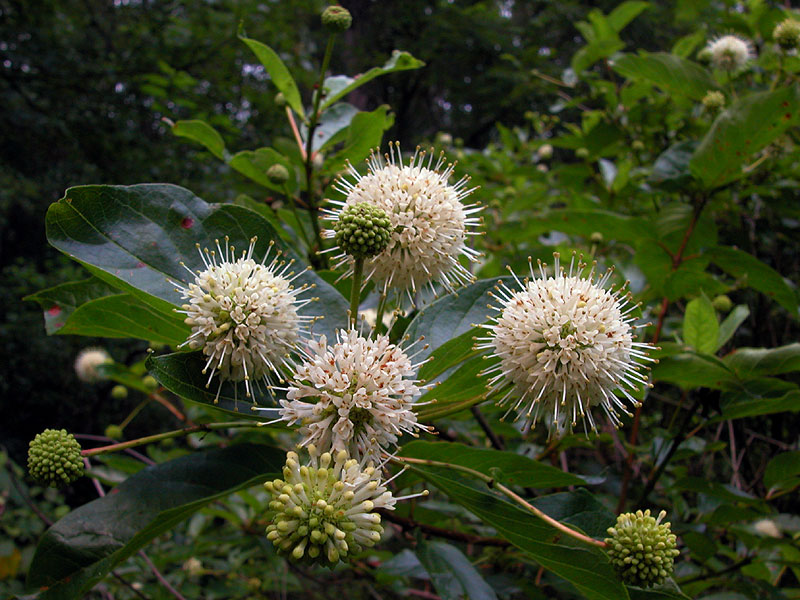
[605,509,680,588]
[321,6,352,32]
[267,164,290,185]
[333,202,393,259]
[774,19,800,51]
[264,445,395,564]
[702,90,726,112]
[27,429,84,488]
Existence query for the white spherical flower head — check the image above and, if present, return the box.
[174,237,313,402]
[75,347,112,383]
[272,328,432,461]
[477,253,655,438]
[707,34,754,72]
[265,445,427,564]
[327,143,482,303]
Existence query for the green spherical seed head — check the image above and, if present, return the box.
[774,19,800,51]
[576,147,590,159]
[321,5,352,32]
[712,294,733,313]
[105,424,124,440]
[605,509,680,588]
[702,90,725,112]
[110,384,128,400]
[274,92,287,107]
[27,429,84,488]
[333,203,393,259]
[267,164,290,185]
[142,375,159,391]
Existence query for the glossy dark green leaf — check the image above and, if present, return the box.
[529,489,615,539]
[505,209,654,244]
[400,441,585,489]
[322,105,394,175]
[652,352,737,390]
[417,541,498,600]
[611,52,715,100]
[25,277,118,335]
[403,462,628,600]
[683,295,718,355]
[672,477,762,506]
[690,87,800,189]
[416,355,491,421]
[648,141,699,191]
[171,119,226,160]
[718,378,800,420]
[607,1,650,31]
[716,305,749,350]
[708,246,798,315]
[418,327,481,383]
[239,34,304,117]
[723,343,800,378]
[304,102,359,153]
[763,451,800,494]
[27,444,285,599]
[572,39,625,74]
[320,51,425,111]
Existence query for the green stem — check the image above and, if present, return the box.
[392,455,607,549]
[285,184,312,248]
[375,293,388,336]
[81,421,258,457]
[118,398,150,430]
[350,257,364,328]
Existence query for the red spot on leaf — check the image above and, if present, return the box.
[181,217,194,229]
[47,305,62,316]
[54,322,64,328]
[785,113,792,120]
[111,487,120,495]
[782,100,789,107]
[135,261,146,269]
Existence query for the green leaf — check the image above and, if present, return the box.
[607,1,650,31]
[652,352,737,390]
[320,51,425,111]
[416,355,490,422]
[671,30,707,58]
[25,277,118,335]
[718,378,800,420]
[171,120,226,160]
[629,579,692,600]
[505,209,654,244]
[683,295,719,354]
[400,441,585,489]
[228,147,295,192]
[304,102,359,153]
[145,351,269,419]
[611,52,716,100]
[723,343,800,378]
[417,541,498,600]
[239,34,304,117]
[57,293,189,345]
[707,246,798,315]
[403,463,628,600]
[27,444,285,599]
[689,87,800,189]
[322,105,394,174]
[716,305,749,350]
[572,39,625,74]
[764,451,800,495]
[648,141,699,192]
[418,327,481,383]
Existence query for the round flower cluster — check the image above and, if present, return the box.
[274,329,431,461]
[774,19,800,51]
[321,5,352,32]
[264,445,420,564]
[175,237,312,401]
[605,509,680,588]
[702,90,725,112]
[478,254,653,438]
[328,143,481,303]
[74,347,112,383]
[28,429,84,488]
[706,35,754,72]
[333,202,393,260]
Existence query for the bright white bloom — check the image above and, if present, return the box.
[707,35,754,71]
[265,445,427,563]
[753,519,782,538]
[271,328,432,461]
[74,347,112,383]
[327,143,482,303]
[477,254,654,437]
[174,237,313,401]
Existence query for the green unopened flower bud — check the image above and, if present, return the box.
[28,429,84,488]
[321,5,352,32]
[275,92,286,107]
[712,294,733,313]
[590,232,604,244]
[110,384,128,400]
[142,375,159,391]
[696,47,712,63]
[774,19,800,51]
[576,147,589,159]
[702,90,725,112]
[267,164,290,185]
[105,424,124,440]
[333,202,393,259]
[605,509,680,588]
[631,140,645,151]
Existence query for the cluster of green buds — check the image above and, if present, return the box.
[333,202,393,260]
[605,509,680,588]
[702,90,726,112]
[774,19,800,51]
[321,5,352,32]
[264,445,400,564]
[27,429,84,488]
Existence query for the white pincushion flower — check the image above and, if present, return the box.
[707,35,754,72]
[477,253,654,437]
[174,237,312,401]
[74,347,112,383]
[265,445,427,564]
[327,143,482,303]
[269,328,432,461]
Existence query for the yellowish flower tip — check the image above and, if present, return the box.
[27,429,84,488]
[702,90,725,112]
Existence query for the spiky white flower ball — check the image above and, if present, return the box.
[264,445,427,564]
[327,143,482,303]
[174,237,313,402]
[707,35,754,72]
[477,254,654,438]
[269,329,432,462]
[74,347,112,383]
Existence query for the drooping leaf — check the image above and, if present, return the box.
[239,34,304,117]
[171,119,227,160]
[27,444,285,599]
[764,451,800,495]
[607,1,650,32]
[303,102,359,153]
[418,327,481,383]
[723,343,800,378]
[611,52,716,100]
[322,105,395,174]
[416,355,491,421]
[652,352,737,390]
[683,295,719,355]
[25,277,118,335]
[417,541,498,600]
[320,51,425,111]
[689,87,800,189]
[715,305,750,351]
[718,378,800,420]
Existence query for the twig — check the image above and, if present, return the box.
[470,405,505,450]
[139,550,187,600]
[6,460,53,526]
